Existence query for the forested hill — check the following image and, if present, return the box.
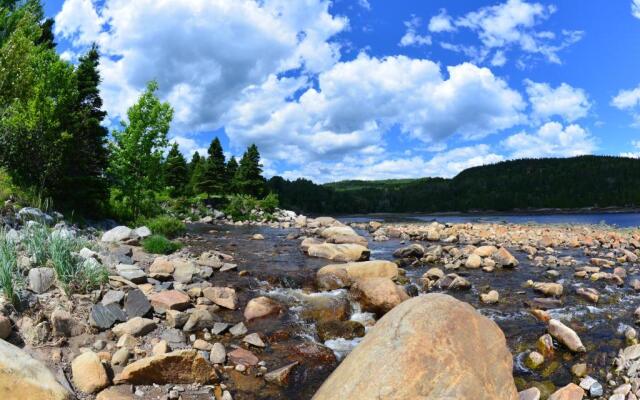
[267,155,640,214]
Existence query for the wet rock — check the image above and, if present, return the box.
[576,287,599,303]
[527,297,563,310]
[244,296,284,321]
[393,243,425,259]
[112,317,156,337]
[438,273,471,290]
[480,290,499,304]
[423,267,444,281]
[519,387,541,400]
[350,277,409,315]
[71,351,110,394]
[320,226,368,246]
[228,348,259,366]
[115,349,216,385]
[102,226,135,243]
[243,333,266,348]
[229,322,248,336]
[148,290,191,311]
[90,303,127,329]
[526,351,544,369]
[532,282,563,297]
[316,260,398,290]
[124,289,151,318]
[493,247,519,267]
[531,309,551,323]
[548,319,586,352]
[252,233,264,240]
[317,320,365,341]
[28,267,56,294]
[264,362,298,387]
[116,264,146,283]
[307,243,370,262]
[203,287,237,309]
[465,254,482,269]
[312,294,518,400]
[210,343,226,364]
[548,383,584,400]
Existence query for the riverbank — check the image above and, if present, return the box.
[1,209,640,399]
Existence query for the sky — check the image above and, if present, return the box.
[43,0,640,182]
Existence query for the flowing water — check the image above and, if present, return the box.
[186,220,640,399]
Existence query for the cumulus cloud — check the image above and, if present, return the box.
[223,54,526,163]
[621,140,640,158]
[525,80,591,122]
[55,0,348,133]
[432,0,584,65]
[358,0,371,11]
[428,9,456,33]
[502,121,596,158]
[633,0,640,19]
[399,16,431,47]
[171,136,208,160]
[611,84,640,126]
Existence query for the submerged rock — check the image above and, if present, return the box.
[312,294,519,400]
[115,349,216,385]
[244,296,284,321]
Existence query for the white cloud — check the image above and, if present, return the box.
[358,0,371,11]
[399,16,431,47]
[491,50,507,66]
[433,0,584,65]
[633,0,640,19]
[612,84,640,127]
[502,121,596,158]
[171,136,208,160]
[428,9,456,33]
[621,140,640,158]
[223,54,526,163]
[55,0,348,133]
[525,80,591,122]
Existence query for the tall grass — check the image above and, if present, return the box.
[23,222,49,266]
[49,234,108,294]
[0,229,19,304]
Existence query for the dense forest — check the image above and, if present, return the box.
[268,156,640,214]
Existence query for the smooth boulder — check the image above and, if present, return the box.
[312,294,518,400]
[307,243,370,262]
[350,278,409,315]
[316,260,398,290]
[114,349,216,385]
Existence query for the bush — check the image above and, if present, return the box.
[0,229,19,305]
[141,215,186,238]
[142,235,182,254]
[258,192,279,213]
[225,193,280,221]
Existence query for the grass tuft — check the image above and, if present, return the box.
[142,234,182,254]
[142,215,186,239]
[0,229,19,304]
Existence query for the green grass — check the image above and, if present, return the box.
[0,229,19,305]
[49,234,108,294]
[23,223,50,266]
[142,215,186,238]
[142,234,182,254]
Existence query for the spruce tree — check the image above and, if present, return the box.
[235,144,265,197]
[164,143,188,196]
[199,137,226,195]
[226,156,238,192]
[188,151,205,195]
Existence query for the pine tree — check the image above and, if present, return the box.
[199,137,226,195]
[235,144,265,197]
[226,156,238,192]
[164,143,188,196]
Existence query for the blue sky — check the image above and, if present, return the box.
[44,0,640,182]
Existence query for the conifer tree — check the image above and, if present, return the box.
[235,144,265,197]
[199,137,226,195]
[225,156,238,192]
[164,143,188,196]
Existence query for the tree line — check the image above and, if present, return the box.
[268,156,640,214]
[0,1,268,221]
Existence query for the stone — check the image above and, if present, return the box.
[393,243,425,258]
[117,334,138,349]
[149,290,191,311]
[114,350,216,385]
[102,226,135,243]
[316,260,398,290]
[493,247,519,267]
[525,351,544,369]
[71,351,110,393]
[571,363,587,377]
[519,387,541,400]
[111,348,130,366]
[252,233,264,240]
[51,309,83,337]
[28,267,56,293]
[264,362,298,387]
[480,290,499,304]
[149,257,174,280]
[548,319,586,352]
[134,226,151,239]
[90,303,127,329]
[548,383,584,400]
[350,278,409,315]
[243,333,265,348]
[0,315,11,339]
[219,263,237,272]
[307,243,370,262]
[227,348,259,366]
[317,320,365,342]
[244,296,284,321]
[101,290,125,306]
[312,294,518,400]
[229,322,248,336]
[124,289,151,318]
[166,310,189,328]
[192,339,212,351]
[576,287,599,303]
[112,317,156,337]
[532,282,563,297]
[173,259,199,283]
[0,339,70,399]
[96,385,136,400]
[116,264,146,283]
[537,334,555,358]
[465,254,482,269]
[423,267,444,281]
[203,287,237,309]
[161,329,187,349]
[209,343,226,364]
[183,309,215,332]
[474,246,498,257]
[211,322,230,335]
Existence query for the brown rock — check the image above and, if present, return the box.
[71,351,110,393]
[203,287,237,310]
[307,243,370,262]
[493,247,519,267]
[148,290,191,311]
[576,287,599,303]
[548,319,586,352]
[228,348,259,366]
[114,349,216,385]
[244,296,284,321]
[112,317,156,337]
[350,278,409,315]
[0,314,11,339]
[316,260,398,290]
[548,383,584,400]
[532,282,563,297]
[312,294,519,400]
[96,385,136,400]
[264,362,298,387]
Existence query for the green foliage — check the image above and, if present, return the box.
[260,192,279,213]
[142,234,182,255]
[225,193,279,221]
[234,144,265,197]
[164,143,188,196]
[23,222,49,266]
[197,137,226,195]
[49,233,107,294]
[141,215,186,238]
[0,228,18,304]
[108,80,174,220]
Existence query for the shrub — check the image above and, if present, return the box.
[48,233,108,295]
[258,192,279,213]
[225,194,259,221]
[142,234,182,254]
[0,229,19,305]
[142,215,186,238]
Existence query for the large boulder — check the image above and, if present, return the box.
[307,243,370,262]
[244,296,284,321]
[350,278,409,315]
[316,260,398,290]
[0,339,70,399]
[101,226,135,243]
[320,226,368,246]
[71,351,110,393]
[312,294,518,400]
[115,349,216,385]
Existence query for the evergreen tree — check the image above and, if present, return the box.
[199,137,226,195]
[164,143,188,196]
[235,144,265,197]
[108,81,173,219]
[226,155,238,192]
[188,151,205,195]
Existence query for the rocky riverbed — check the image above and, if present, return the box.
[2,208,640,399]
